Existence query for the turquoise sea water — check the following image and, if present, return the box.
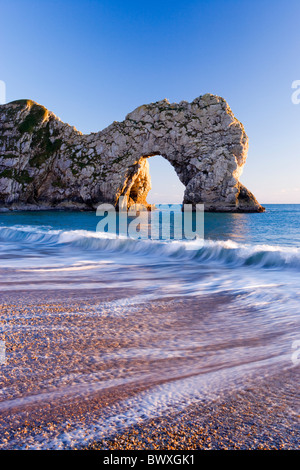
[1,203,299,243]
[0,203,299,263]
[0,203,299,320]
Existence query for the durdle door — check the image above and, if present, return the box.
[0,94,264,212]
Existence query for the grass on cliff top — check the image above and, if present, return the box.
[9,99,34,107]
[18,103,48,134]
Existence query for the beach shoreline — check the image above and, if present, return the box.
[85,367,299,451]
[0,285,298,450]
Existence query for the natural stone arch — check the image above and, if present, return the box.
[0,95,264,212]
[118,152,187,209]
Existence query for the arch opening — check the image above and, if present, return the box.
[125,155,186,210]
[146,155,185,205]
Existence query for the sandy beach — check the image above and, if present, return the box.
[86,367,299,450]
[0,285,298,450]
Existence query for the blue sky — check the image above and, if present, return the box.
[1,0,300,203]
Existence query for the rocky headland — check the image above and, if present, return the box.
[0,94,264,212]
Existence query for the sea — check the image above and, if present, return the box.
[0,204,299,449]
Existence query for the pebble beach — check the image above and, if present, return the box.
[86,367,299,450]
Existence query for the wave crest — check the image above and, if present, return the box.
[0,225,300,271]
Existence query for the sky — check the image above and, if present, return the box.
[1,0,300,204]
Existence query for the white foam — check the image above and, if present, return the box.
[6,354,291,450]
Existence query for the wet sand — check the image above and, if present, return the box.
[86,367,299,450]
[0,287,299,449]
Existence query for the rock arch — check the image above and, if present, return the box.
[0,94,264,212]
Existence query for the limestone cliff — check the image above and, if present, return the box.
[0,95,264,212]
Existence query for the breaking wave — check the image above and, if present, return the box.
[0,225,300,272]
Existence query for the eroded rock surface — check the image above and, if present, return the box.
[0,95,264,212]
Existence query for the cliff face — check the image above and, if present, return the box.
[0,95,264,212]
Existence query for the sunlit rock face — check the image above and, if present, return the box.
[0,95,264,212]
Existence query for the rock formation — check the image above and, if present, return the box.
[0,94,264,212]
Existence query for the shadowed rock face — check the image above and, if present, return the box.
[0,95,264,212]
